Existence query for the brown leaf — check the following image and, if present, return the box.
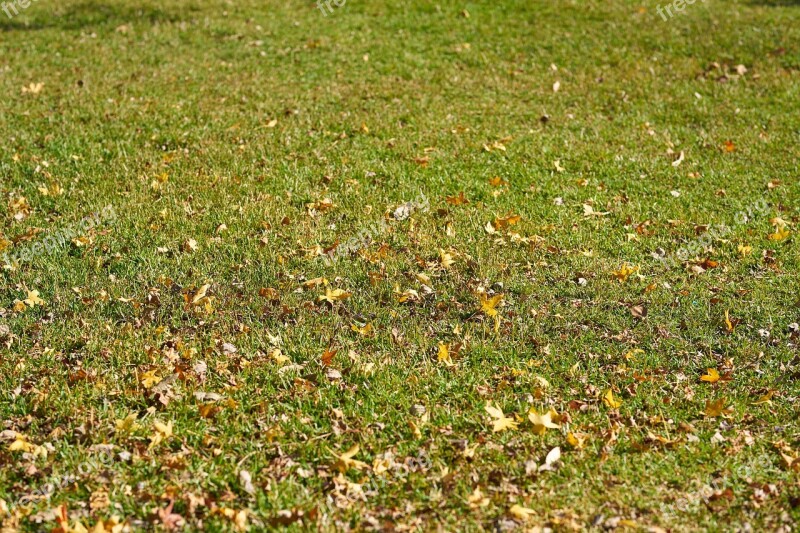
[630,304,647,319]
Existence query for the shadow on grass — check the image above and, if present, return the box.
[0,0,195,32]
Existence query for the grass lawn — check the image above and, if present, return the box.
[1,0,799,530]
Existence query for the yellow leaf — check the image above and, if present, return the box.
[115,412,140,433]
[493,215,521,230]
[532,375,550,388]
[583,204,610,217]
[191,284,211,304]
[318,288,351,304]
[752,390,774,405]
[303,277,328,288]
[332,444,370,472]
[22,82,44,95]
[768,228,790,241]
[351,322,373,336]
[149,420,173,448]
[8,436,32,453]
[624,349,645,361]
[270,348,290,365]
[467,487,490,508]
[603,389,622,409]
[724,310,735,333]
[24,289,45,307]
[140,369,161,389]
[479,294,503,318]
[479,293,503,332]
[485,403,518,432]
[8,433,47,459]
[509,504,536,521]
[611,264,638,283]
[437,343,454,367]
[700,368,720,384]
[395,287,420,303]
[528,408,561,435]
[217,508,248,532]
[704,398,732,417]
[439,249,455,269]
[566,432,587,449]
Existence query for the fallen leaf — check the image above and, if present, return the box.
[332,444,370,472]
[611,264,639,283]
[603,389,622,409]
[485,403,518,432]
[704,398,733,417]
[528,408,561,435]
[318,288,351,304]
[700,368,720,384]
[509,504,536,521]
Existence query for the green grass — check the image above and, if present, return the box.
[1,0,799,530]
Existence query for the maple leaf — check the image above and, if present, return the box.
[115,412,140,433]
[140,369,161,389]
[768,227,790,241]
[269,348,290,365]
[528,408,561,435]
[305,198,336,213]
[157,500,185,531]
[395,287,420,303]
[467,487,490,508]
[780,449,800,472]
[479,293,503,333]
[351,322,373,336]
[437,343,455,367]
[479,294,503,317]
[303,277,327,288]
[509,504,536,521]
[485,403,518,432]
[24,289,45,307]
[446,192,469,205]
[332,444,370,472]
[439,249,455,269]
[704,398,733,417]
[611,264,638,283]
[149,420,173,448]
[492,214,521,230]
[22,82,44,95]
[318,288,351,304]
[8,433,47,459]
[216,508,248,531]
[566,432,588,449]
[583,204,610,217]
[321,347,338,366]
[700,368,720,384]
[624,349,645,361]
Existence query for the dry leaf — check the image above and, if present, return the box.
[603,389,622,409]
[485,403,518,432]
[528,408,561,435]
[700,368,720,384]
